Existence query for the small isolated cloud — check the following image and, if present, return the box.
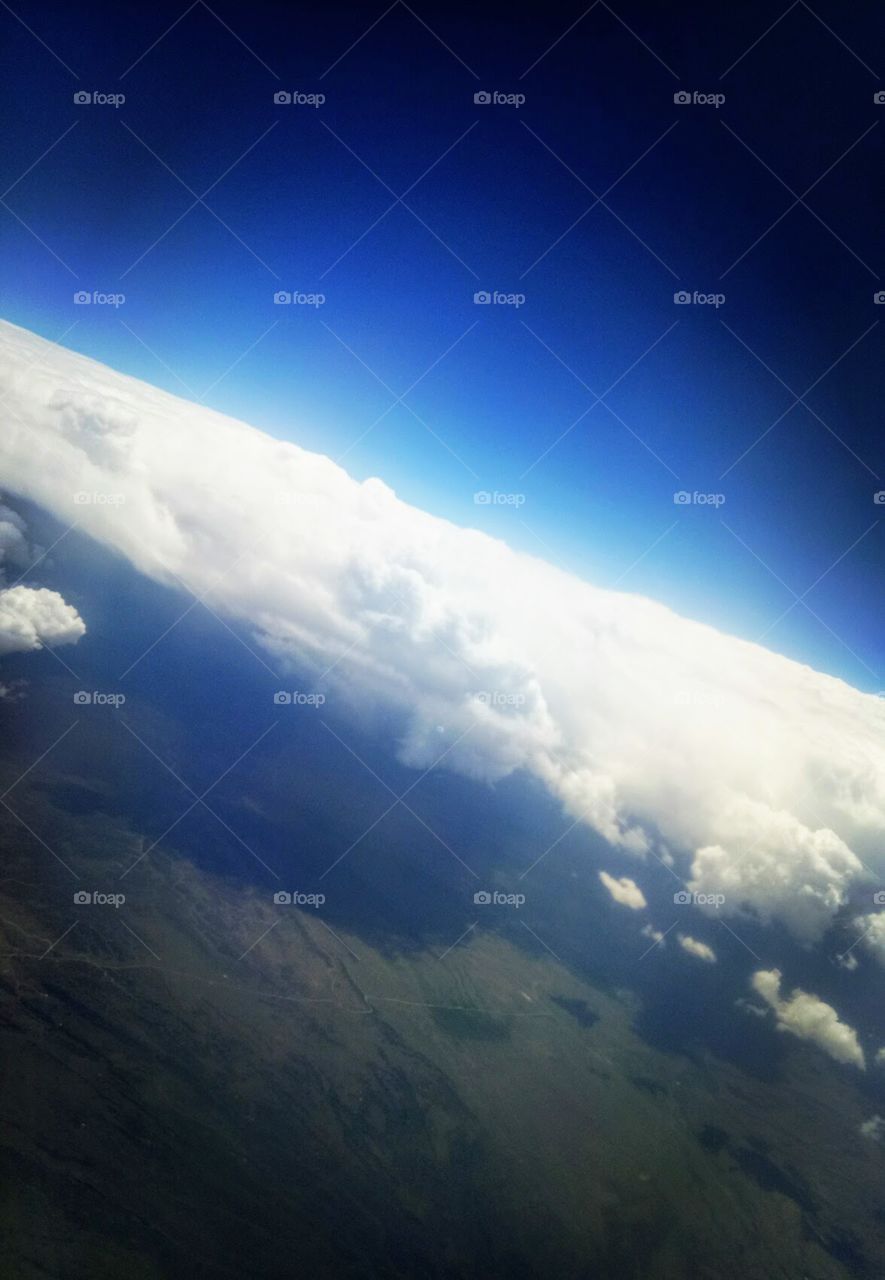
[736,997,767,1018]
[0,585,85,656]
[641,923,665,946]
[852,913,885,967]
[751,969,865,1070]
[0,497,84,658]
[835,951,859,972]
[875,1047,885,1068]
[859,1116,885,1141]
[599,870,646,910]
[677,934,717,963]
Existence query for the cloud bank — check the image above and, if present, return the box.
[751,969,865,1069]
[0,319,884,949]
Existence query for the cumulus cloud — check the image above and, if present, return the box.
[751,969,865,1069]
[599,871,646,910]
[0,495,84,656]
[641,923,665,947]
[852,912,885,967]
[1,319,884,947]
[677,934,716,963]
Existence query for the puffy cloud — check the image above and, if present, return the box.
[0,585,84,656]
[751,969,865,1069]
[677,934,716,963]
[1,319,884,946]
[641,923,665,946]
[599,871,646,910]
[852,912,885,966]
[0,495,84,657]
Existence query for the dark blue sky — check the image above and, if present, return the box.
[2,0,884,686]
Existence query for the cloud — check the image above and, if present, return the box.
[0,585,85,656]
[0,496,84,657]
[876,1048,885,1068]
[677,934,716,963]
[751,969,865,1069]
[641,923,665,946]
[859,1116,885,1141]
[599,871,646,910]
[852,912,885,966]
[1,320,884,947]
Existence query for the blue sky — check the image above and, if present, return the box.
[2,0,884,686]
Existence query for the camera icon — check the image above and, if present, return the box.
[473,491,491,504]
[473,290,491,304]
[875,291,885,305]
[74,890,92,904]
[874,890,885,905]
[673,491,692,505]
[273,290,292,305]
[474,91,491,105]
[73,690,93,704]
[473,890,492,904]
[274,91,292,104]
[674,290,691,304]
[673,890,692,904]
[74,291,91,304]
[73,91,92,105]
[274,890,292,904]
[874,91,885,105]
[273,691,292,704]
[874,492,885,505]
[673,91,691,105]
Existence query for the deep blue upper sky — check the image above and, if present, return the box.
[2,0,884,686]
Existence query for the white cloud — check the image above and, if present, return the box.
[860,1115,885,1141]
[852,912,885,966]
[641,923,665,946]
[0,496,84,657]
[875,1048,885,1068]
[751,969,865,1069]
[1,319,884,947]
[599,871,646,910]
[0,585,85,656]
[677,934,716,963]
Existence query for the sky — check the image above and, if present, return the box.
[1,0,884,690]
